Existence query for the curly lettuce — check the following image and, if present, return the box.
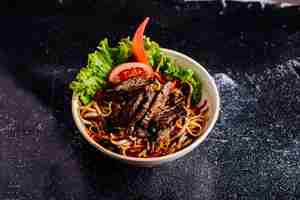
[70,38,132,104]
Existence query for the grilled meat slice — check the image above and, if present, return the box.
[106,102,122,128]
[156,105,187,129]
[135,127,148,138]
[93,89,125,128]
[140,81,174,128]
[125,85,157,136]
[131,84,157,124]
[94,89,128,103]
[114,77,149,92]
[154,88,187,129]
[120,90,145,126]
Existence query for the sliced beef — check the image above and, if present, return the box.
[120,91,145,126]
[107,102,123,127]
[135,127,148,138]
[131,85,157,124]
[94,90,130,109]
[154,89,187,129]
[100,78,149,127]
[114,77,149,92]
[98,116,107,131]
[95,78,190,139]
[125,85,157,136]
[130,92,145,118]
[93,89,126,128]
[156,105,187,129]
[140,81,174,128]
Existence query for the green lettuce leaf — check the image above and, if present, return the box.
[112,37,132,65]
[70,39,114,104]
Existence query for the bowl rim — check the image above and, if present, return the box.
[72,48,220,162]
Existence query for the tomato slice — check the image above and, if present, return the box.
[132,17,150,64]
[108,62,154,84]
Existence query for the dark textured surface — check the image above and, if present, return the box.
[0,1,300,200]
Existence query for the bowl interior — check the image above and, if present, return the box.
[72,48,220,166]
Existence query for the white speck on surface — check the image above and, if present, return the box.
[242,137,251,141]
[208,138,228,143]
[36,123,43,131]
[214,73,238,90]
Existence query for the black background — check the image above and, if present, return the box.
[0,1,300,199]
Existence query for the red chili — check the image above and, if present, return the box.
[198,99,208,111]
[192,99,208,114]
[132,17,150,64]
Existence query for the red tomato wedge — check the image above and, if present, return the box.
[132,17,150,64]
[108,62,154,84]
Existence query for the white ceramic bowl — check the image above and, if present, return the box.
[72,48,220,167]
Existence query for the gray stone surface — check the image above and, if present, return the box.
[0,2,300,200]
